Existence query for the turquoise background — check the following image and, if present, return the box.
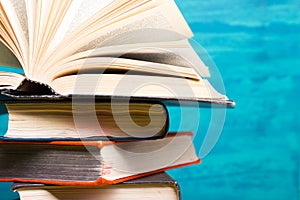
[169,0,300,199]
[1,0,300,199]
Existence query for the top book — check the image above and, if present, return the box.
[0,0,232,105]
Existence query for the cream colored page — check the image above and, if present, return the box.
[31,0,52,74]
[37,0,192,80]
[50,40,209,80]
[48,0,113,54]
[24,1,70,77]
[55,41,183,67]
[39,0,154,70]
[80,0,192,48]
[31,0,72,76]
[3,0,29,42]
[51,74,227,100]
[24,0,36,75]
[18,188,177,200]
[1,0,28,69]
[0,8,20,58]
[46,57,198,83]
[76,2,192,50]
[172,41,210,77]
[0,71,24,89]
[102,135,197,180]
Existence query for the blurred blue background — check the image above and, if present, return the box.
[169,0,300,199]
[1,0,300,199]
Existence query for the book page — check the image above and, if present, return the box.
[48,0,114,54]
[5,0,28,42]
[26,0,72,75]
[0,0,28,68]
[55,40,209,77]
[50,74,227,100]
[38,0,193,78]
[46,57,199,83]
[77,1,192,50]
[0,71,24,90]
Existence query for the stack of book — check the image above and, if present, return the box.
[0,0,234,200]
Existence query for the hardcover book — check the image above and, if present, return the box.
[12,172,181,200]
[0,132,199,186]
[2,101,169,141]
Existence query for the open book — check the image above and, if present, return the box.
[0,0,232,105]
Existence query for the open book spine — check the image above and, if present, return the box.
[1,78,61,97]
[0,78,65,101]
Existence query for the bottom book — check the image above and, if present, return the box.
[12,172,180,200]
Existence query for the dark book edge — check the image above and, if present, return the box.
[15,78,59,95]
[0,134,167,142]
[0,90,235,108]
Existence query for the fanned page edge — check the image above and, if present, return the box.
[0,71,25,90]
[49,74,229,100]
[0,1,234,107]
[50,40,210,80]
[35,0,194,78]
[0,0,29,70]
[0,0,206,83]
